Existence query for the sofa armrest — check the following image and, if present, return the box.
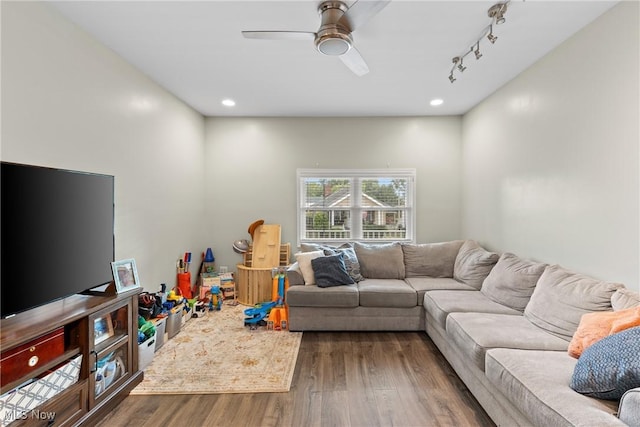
[287,262,305,286]
[619,387,640,427]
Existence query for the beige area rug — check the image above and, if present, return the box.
[130,304,302,395]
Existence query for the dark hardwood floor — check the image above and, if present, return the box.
[96,332,495,427]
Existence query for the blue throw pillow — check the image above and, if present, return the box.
[570,326,640,400]
[311,253,355,288]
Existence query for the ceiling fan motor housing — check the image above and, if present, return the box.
[315,1,352,56]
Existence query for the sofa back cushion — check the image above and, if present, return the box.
[453,240,499,289]
[524,265,624,341]
[480,253,547,311]
[353,242,405,279]
[401,240,464,278]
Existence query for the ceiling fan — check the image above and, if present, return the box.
[242,0,391,76]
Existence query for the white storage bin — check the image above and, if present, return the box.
[153,318,166,351]
[0,355,82,427]
[138,332,156,371]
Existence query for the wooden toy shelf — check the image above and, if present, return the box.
[242,243,290,268]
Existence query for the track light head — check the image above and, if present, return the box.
[449,73,456,83]
[474,43,482,60]
[487,28,498,44]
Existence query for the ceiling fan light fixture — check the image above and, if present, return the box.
[315,32,352,55]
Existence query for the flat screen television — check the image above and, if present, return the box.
[1,162,115,319]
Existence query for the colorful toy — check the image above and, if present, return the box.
[244,267,289,330]
[208,285,223,311]
[243,301,277,329]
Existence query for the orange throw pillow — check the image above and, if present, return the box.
[568,307,640,358]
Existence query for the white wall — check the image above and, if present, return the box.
[1,2,207,292]
[204,117,463,270]
[462,2,639,290]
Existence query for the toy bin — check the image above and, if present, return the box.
[166,309,182,339]
[138,331,156,371]
[153,317,166,351]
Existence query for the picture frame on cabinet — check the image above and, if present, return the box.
[111,258,141,294]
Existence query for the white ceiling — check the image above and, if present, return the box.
[50,1,617,117]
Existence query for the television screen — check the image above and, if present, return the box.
[1,162,115,318]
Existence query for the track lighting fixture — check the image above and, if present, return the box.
[447,1,509,83]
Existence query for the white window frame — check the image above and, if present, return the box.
[297,168,416,246]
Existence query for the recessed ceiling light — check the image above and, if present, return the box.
[222,99,236,107]
[430,98,444,106]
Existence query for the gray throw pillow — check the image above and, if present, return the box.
[323,243,364,282]
[353,242,405,279]
[524,264,624,341]
[453,240,499,289]
[311,253,355,288]
[401,240,464,278]
[480,253,547,311]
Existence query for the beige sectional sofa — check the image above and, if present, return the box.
[286,240,640,427]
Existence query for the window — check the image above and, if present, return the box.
[297,169,416,245]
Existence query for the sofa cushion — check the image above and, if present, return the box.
[524,265,623,341]
[486,349,621,427]
[405,277,476,304]
[286,283,359,308]
[446,312,569,371]
[353,242,405,279]
[570,326,640,400]
[357,279,417,308]
[401,240,464,278]
[311,253,355,288]
[611,287,640,311]
[404,277,476,292]
[568,307,640,358]
[453,240,499,289]
[294,250,325,285]
[480,253,547,312]
[423,290,521,329]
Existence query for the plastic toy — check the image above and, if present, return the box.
[244,267,290,330]
[208,285,223,311]
[243,301,277,329]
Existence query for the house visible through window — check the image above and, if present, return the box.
[297,169,416,244]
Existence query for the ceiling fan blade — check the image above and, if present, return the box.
[340,47,369,76]
[339,0,391,32]
[242,31,316,41]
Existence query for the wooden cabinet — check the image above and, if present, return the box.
[0,290,143,426]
